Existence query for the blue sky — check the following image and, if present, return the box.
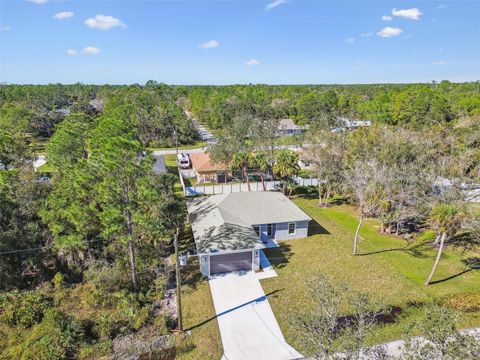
[1,0,479,84]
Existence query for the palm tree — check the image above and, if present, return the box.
[273,150,300,197]
[253,153,269,191]
[425,204,465,285]
[232,152,254,191]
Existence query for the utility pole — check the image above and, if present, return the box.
[174,227,183,331]
[174,125,179,159]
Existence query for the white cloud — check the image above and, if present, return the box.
[198,40,219,49]
[81,46,101,55]
[382,15,393,22]
[361,32,373,37]
[377,27,403,38]
[245,59,260,67]
[0,25,11,31]
[438,4,447,10]
[85,15,127,30]
[53,11,74,20]
[27,0,48,4]
[392,8,423,20]
[65,49,77,56]
[345,38,355,44]
[265,0,287,11]
[432,60,451,65]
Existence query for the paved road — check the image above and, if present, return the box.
[185,110,215,141]
[209,271,303,360]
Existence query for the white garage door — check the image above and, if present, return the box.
[210,251,253,275]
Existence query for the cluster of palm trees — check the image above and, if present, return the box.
[231,149,300,196]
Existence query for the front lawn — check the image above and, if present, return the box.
[149,141,208,152]
[261,196,480,353]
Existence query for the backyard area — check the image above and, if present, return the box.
[261,196,480,354]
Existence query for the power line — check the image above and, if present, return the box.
[0,238,106,256]
[0,247,45,255]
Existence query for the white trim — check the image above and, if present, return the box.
[288,222,296,235]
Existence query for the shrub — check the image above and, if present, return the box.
[77,339,113,359]
[1,309,82,360]
[83,262,131,295]
[444,293,480,312]
[416,229,437,242]
[0,290,50,327]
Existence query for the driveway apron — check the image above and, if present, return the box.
[208,271,303,360]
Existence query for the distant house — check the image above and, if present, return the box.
[275,119,307,136]
[187,192,311,277]
[297,150,313,170]
[190,152,230,183]
[152,154,167,175]
[332,117,372,132]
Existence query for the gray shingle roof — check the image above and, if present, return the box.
[187,192,311,254]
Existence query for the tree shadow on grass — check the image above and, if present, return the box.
[263,243,293,269]
[429,257,480,285]
[185,288,284,331]
[357,241,430,259]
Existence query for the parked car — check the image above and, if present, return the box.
[177,153,191,169]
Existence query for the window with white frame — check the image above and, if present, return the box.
[288,223,296,235]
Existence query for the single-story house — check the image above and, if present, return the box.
[332,117,372,133]
[187,192,311,277]
[190,152,230,183]
[152,154,167,175]
[275,119,308,136]
[297,150,314,170]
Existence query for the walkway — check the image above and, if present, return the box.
[208,271,303,360]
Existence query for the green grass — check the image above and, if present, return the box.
[273,134,305,147]
[261,197,480,352]
[149,140,208,152]
[36,162,54,173]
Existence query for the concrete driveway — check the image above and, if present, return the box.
[208,271,302,360]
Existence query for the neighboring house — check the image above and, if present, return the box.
[190,152,230,183]
[275,119,308,136]
[332,117,372,133]
[187,192,311,277]
[152,154,167,175]
[297,150,313,170]
[434,177,480,202]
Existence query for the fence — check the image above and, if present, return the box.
[183,177,321,196]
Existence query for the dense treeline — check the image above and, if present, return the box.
[0,82,198,149]
[0,83,188,359]
[186,81,480,129]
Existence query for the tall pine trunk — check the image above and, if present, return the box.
[127,211,138,290]
[243,166,251,191]
[260,174,266,191]
[353,212,364,256]
[425,232,447,285]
